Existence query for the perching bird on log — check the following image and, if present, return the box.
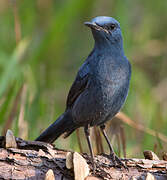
[36,16,131,172]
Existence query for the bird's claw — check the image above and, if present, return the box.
[110,154,128,170]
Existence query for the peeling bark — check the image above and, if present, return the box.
[0,136,166,180]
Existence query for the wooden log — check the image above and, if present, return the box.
[0,136,166,180]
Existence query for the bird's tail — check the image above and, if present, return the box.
[35,110,77,143]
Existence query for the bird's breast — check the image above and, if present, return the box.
[90,57,130,106]
[94,58,128,86]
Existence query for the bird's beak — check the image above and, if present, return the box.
[84,22,98,29]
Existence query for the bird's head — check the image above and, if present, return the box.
[85,16,123,50]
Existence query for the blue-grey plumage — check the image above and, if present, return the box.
[36,16,131,171]
[71,16,131,127]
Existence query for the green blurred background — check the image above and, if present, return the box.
[0,0,167,158]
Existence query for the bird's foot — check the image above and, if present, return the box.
[109,153,128,170]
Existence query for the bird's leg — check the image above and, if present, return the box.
[100,125,115,160]
[100,124,127,169]
[84,125,95,173]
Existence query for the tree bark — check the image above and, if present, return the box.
[0,136,166,180]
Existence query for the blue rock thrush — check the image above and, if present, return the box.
[36,16,131,172]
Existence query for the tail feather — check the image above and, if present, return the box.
[35,110,76,143]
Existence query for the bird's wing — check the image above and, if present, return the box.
[66,62,90,108]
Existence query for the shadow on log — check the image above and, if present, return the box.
[0,135,167,180]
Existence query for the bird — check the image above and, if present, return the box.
[36,16,131,172]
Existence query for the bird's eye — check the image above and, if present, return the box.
[104,24,116,31]
[110,24,116,30]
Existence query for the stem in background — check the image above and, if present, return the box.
[120,125,126,158]
[76,128,83,153]
[11,0,21,44]
[116,133,121,157]
[18,84,28,139]
[94,126,104,154]
[2,86,23,135]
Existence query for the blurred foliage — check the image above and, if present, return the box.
[0,0,167,158]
